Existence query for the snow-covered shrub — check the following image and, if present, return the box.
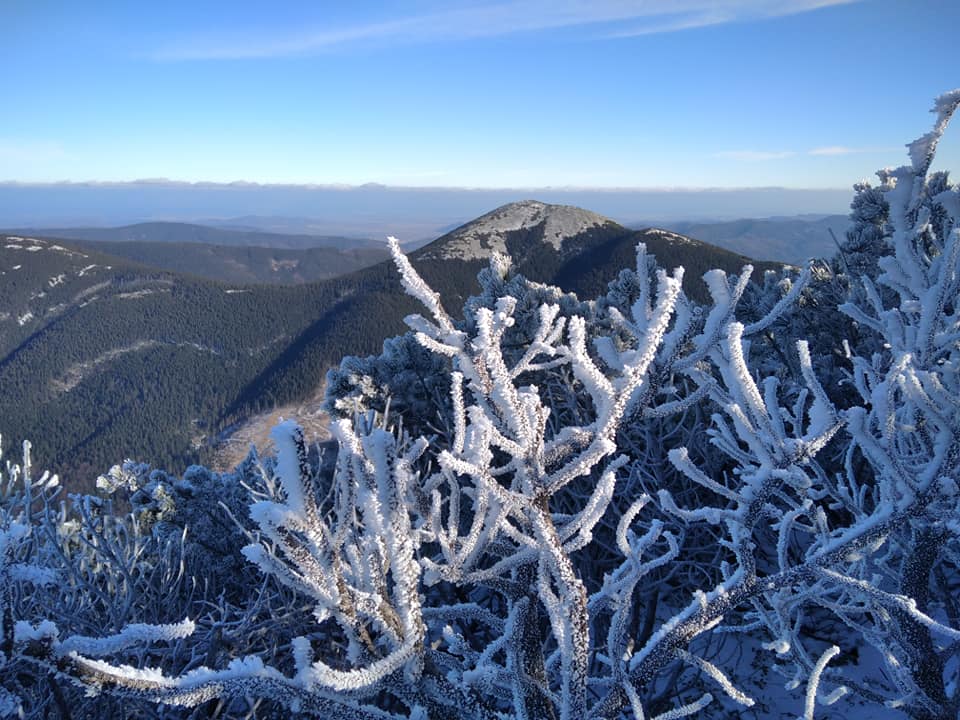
[8,89,960,720]
[625,90,960,719]
[0,441,324,718]
[28,238,810,717]
[0,441,60,718]
[0,443,201,718]
[325,251,591,448]
[95,458,261,592]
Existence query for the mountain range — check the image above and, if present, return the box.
[3,223,392,286]
[1,201,786,486]
[11,222,385,250]
[656,214,849,265]
[0,181,851,232]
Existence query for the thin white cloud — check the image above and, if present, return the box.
[153,0,861,61]
[807,145,894,156]
[717,144,894,161]
[603,12,734,37]
[715,150,797,161]
[808,146,855,155]
[609,0,857,37]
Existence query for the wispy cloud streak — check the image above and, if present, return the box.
[716,150,797,161]
[153,0,860,60]
[717,144,895,161]
[608,0,857,37]
[807,145,895,156]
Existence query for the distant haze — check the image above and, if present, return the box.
[0,182,851,241]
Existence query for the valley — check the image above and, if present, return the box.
[8,222,391,284]
[657,214,849,265]
[1,202,786,487]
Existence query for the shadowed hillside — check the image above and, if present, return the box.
[1,203,786,485]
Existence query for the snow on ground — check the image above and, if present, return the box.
[48,274,66,287]
[270,258,299,272]
[77,264,98,277]
[4,236,48,250]
[647,228,699,245]
[47,244,87,257]
[17,312,33,326]
[74,281,110,302]
[117,289,168,300]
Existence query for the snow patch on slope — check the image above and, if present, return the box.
[47,245,87,257]
[117,288,169,300]
[5,237,47,251]
[645,228,699,245]
[422,200,613,261]
[270,258,299,272]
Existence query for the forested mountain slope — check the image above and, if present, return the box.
[55,239,389,285]
[241,202,784,417]
[0,233,349,482]
[1,205,781,484]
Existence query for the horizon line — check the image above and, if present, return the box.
[0,179,853,193]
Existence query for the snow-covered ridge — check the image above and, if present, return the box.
[644,228,699,245]
[3,236,86,257]
[421,200,615,261]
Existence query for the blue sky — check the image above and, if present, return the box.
[3,0,959,189]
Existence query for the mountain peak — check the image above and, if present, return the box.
[421,200,619,260]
